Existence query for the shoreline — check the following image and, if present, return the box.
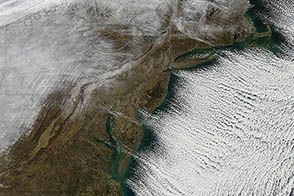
[120,1,282,196]
[0,1,277,195]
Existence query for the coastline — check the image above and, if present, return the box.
[0,1,278,195]
[120,1,282,196]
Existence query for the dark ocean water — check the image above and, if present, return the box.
[1,0,293,195]
[127,1,294,195]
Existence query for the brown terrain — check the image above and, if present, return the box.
[0,1,270,195]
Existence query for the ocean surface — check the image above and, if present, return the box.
[128,1,294,196]
[1,0,294,195]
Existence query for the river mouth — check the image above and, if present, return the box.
[128,1,294,195]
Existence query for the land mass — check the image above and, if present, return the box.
[0,0,270,195]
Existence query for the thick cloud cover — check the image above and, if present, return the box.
[129,1,294,195]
